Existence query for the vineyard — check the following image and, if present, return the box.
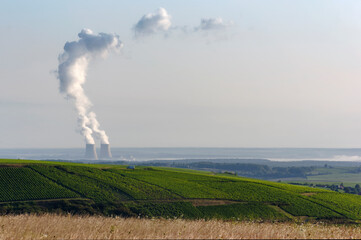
[0,167,79,201]
[0,159,360,221]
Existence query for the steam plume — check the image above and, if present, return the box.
[88,111,109,144]
[134,8,171,36]
[57,29,122,144]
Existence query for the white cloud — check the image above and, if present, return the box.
[134,8,171,36]
[195,18,233,31]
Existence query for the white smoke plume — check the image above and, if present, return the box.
[195,18,233,31]
[134,8,171,36]
[88,111,109,144]
[57,28,122,144]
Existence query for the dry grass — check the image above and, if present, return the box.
[0,214,360,239]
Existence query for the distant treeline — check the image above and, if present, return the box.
[290,182,361,195]
[143,161,314,179]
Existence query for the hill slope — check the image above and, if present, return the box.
[0,159,360,222]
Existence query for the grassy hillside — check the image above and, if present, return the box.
[0,159,360,222]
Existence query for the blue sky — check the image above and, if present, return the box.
[2,0,361,148]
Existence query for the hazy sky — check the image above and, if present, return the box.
[2,0,361,148]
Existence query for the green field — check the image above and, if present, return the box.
[0,159,360,222]
[0,167,79,201]
[308,172,361,183]
[282,167,361,188]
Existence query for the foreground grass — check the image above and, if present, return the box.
[1,214,361,239]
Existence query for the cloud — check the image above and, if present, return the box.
[133,8,171,36]
[132,8,234,42]
[195,18,233,32]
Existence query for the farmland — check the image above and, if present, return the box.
[0,159,361,222]
[0,167,79,201]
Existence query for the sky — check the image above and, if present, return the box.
[2,0,361,148]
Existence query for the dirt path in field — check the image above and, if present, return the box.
[186,199,239,206]
[126,198,243,206]
[0,164,24,168]
[0,198,92,205]
[301,192,317,196]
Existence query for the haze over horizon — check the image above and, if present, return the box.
[2,1,361,148]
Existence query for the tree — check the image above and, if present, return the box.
[355,184,361,194]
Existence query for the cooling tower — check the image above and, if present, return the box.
[100,144,112,159]
[85,144,98,160]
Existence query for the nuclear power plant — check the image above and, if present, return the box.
[100,144,112,159]
[85,144,98,160]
